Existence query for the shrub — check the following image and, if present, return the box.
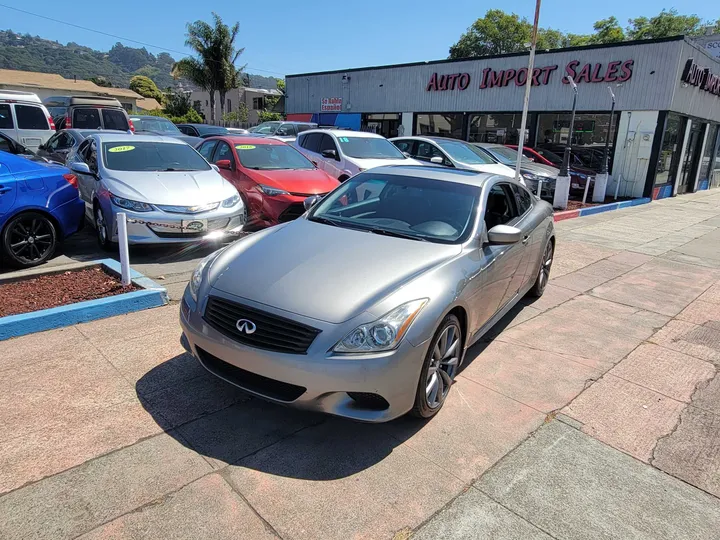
[134,108,203,124]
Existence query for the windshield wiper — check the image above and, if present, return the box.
[162,168,194,172]
[308,216,341,227]
[367,228,427,241]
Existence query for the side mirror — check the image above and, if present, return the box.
[70,162,92,175]
[216,159,233,170]
[303,195,323,211]
[321,149,338,160]
[211,164,220,172]
[430,156,444,164]
[38,144,46,151]
[487,224,523,244]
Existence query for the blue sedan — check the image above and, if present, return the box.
[0,152,85,268]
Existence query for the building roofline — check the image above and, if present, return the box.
[287,35,687,79]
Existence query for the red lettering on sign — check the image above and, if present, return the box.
[458,73,471,90]
[604,61,621,82]
[541,65,557,85]
[479,68,491,89]
[617,59,634,82]
[576,63,592,83]
[426,73,438,91]
[564,60,579,84]
[501,69,516,86]
[515,68,528,86]
[488,70,503,87]
[590,63,604,82]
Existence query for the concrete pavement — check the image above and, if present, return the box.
[2,189,720,538]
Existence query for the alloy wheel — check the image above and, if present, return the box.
[537,241,554,294]
[425,323,461,408]
[95,208,108,245]
[8,216,54,264]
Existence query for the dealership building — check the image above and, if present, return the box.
[286,36,720,200]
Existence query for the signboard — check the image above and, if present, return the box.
[321,97,342,112]
[681,59,720,97]
[705,40,720,59]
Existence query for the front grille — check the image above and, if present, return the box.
[278,203,306,223]
[196,347,306,401]
[204,296,321,354]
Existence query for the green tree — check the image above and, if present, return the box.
[163,89,193,117]
[129,75,164,102]
[589,17,625,44]
[87,76,113,87]
[449,9,532,58]
[223,103,248,124]
[627,9,703,40]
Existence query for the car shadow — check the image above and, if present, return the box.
[136,353,428,481]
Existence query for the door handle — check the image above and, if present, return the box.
[522,235,529,245]
[0,186,11,194]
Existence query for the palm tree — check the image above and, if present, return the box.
[214,16,246,124]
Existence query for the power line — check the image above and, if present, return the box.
[0,3,287,76]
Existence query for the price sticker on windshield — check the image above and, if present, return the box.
[235,145,256,150]
[339,137,350,143]
[108,145,135,153]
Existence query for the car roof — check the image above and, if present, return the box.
[204,135,286,145]
[129,115,171,120]
[90,133,186,144]
[366,165,507,187]
[390,136,470,144]
[301,129,384,138]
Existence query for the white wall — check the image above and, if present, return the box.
[608,111,659,199]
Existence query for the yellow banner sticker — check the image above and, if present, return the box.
[108,145,135,153]
[235,144,256,150]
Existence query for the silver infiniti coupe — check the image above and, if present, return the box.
[181,165,555,422]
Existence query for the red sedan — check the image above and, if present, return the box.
[197,136,339,228]
[507,145,596,194]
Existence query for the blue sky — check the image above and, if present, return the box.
[1,1,717,77]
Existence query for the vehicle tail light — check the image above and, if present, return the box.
[65,114,72,129]
[128,118,135,133]
[62,173,79,189]
[47,116,56,130]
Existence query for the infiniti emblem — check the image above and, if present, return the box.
[236,319,257,334]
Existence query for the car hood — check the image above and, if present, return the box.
[462,163,515,176]
[244,168,339,195]
[104,168,236,205]
[350,157,422,170]
[520,162,559,177]
[209,218,460,323]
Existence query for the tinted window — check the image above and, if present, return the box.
[318,134,337,153]
[235,143,314,170]
[252,122,282,134]
[198,141,217,161]
[485,184,518,229]
[337,136,406,159]
[132,117,180,134]
[73,108,101,129]
[485,145,532,166]
[536,148,562,165]
[0,136,12,153]
[15,105,49,130]
[302,133,322,153]
[102,109,129,131]
[297,124,314,133]
[0,104,14,129]
[511,184,533,214]
[437,141,495,165]
[392,140,415,154]
[276,124,296,136]
[213,142,235,166]
[197,126,228,136]
[178,126,195,136]
[309,172,480,244]
[47,106,67,120]
[102,142,211,172]
[416,141,445,161]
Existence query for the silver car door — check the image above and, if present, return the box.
[508,183,539,293]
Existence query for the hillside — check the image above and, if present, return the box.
[0,30,281,91]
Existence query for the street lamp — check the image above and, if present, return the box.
[554,75,578,210]
[593,86,616,202]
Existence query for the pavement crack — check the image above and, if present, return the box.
[217,469,285,539]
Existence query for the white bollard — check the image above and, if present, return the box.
[582,175,591,205]
[593,172,608,203]
[553,175,571,210]
[117,212,132,287]
[536,178,543,199]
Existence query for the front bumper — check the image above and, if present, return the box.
[179,287,428,422]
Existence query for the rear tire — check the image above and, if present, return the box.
[1,212,57,268]
[410,315,463,419]
[527,239,554,298]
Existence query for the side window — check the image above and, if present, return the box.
[45,133,61,151]
[198,141,217,161]
[297,124,313,133]
[73,108,101,129]
[59,133,76,149]
[416,141,445,162]
[102,109,129,131]
[276,124,296,136]
[485,183,518,230]
[296,134,306,148]
[318,134,338,154]
[83,140,98,173]
[303,133,322,153]
[213,142,235,167]
[0,104,14,129]
[511,184,533,215]
[77,139,91,161]
[392,140,415,154]
[15,105,49,130]
[0,136,12,153]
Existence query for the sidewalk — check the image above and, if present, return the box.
[1,190,720,539]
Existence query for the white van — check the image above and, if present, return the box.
[0,90,56,151]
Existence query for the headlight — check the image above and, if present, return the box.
[110,194,153,212]
[258,184,289,196]
[222,193,241,208]
[521,172,540,182]
[333,299,428,354]
[189,253,216,302]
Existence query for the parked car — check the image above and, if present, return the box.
[508,145,596,193]
[181,165,555,422]
[226,127,249,135]
[65,134,245,248]
[37,129,125,165]
[176,124,230,138]
[0,131,47,163]
[390,136,514,177]
[539,144,607,172]
[0,151,84,268]
[197,136,339,229]
[43,96,133,133]
[472,143,557,200]
[249,121,318,143]
[129,115,202,146]
[295,130,420,181]
[0,90,56,151]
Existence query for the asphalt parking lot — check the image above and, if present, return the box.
[2,190,720,539]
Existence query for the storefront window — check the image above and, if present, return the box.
[536,113,617,171]
[700,124,719,187]
[654,113,683,186]
[468,114,531,144]
[361,113,400,138]
[416,114,463,139]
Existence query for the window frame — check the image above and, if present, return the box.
[197,140,218,161]
[211,141,236,168]
[511,183,533,217]
[483,181,520,231]
[0,103,15,129]
[14,104,50,130]
[101,108,130,131]
[318,134,338,154]
[302,133,322,153]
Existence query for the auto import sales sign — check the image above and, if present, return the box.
[321,97,343,112]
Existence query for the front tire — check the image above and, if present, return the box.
[94,205,114,251]
[1,212,57,268]
[410,315,463,419]
[527,239,554,298]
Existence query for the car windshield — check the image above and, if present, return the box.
[308,172,479,244]
[536,148,563,165]
[102,141,211,172]
[484,145,532,166]
[251,122,282,134]
[198,126,228,135]
[235,143,315,170]
[436,141,495,165]
[132,117,182,134]
[337,137,406,159]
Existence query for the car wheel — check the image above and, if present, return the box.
[94,205,114,251]
[410,314,462,419]
[527,239,554,298]
[1,212,57,268]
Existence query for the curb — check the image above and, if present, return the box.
[0,258,168,341]
[554,197,652,222]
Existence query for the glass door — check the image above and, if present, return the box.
[677,121,705,194]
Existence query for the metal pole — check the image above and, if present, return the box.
[117,212,131,287]
[601,87,616,175]
[559,77,578,177]
[515,0,542,185]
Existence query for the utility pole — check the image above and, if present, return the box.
[554,75,578,209]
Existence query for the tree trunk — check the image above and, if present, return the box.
[209,91,216,123]
[219,90,226,126]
